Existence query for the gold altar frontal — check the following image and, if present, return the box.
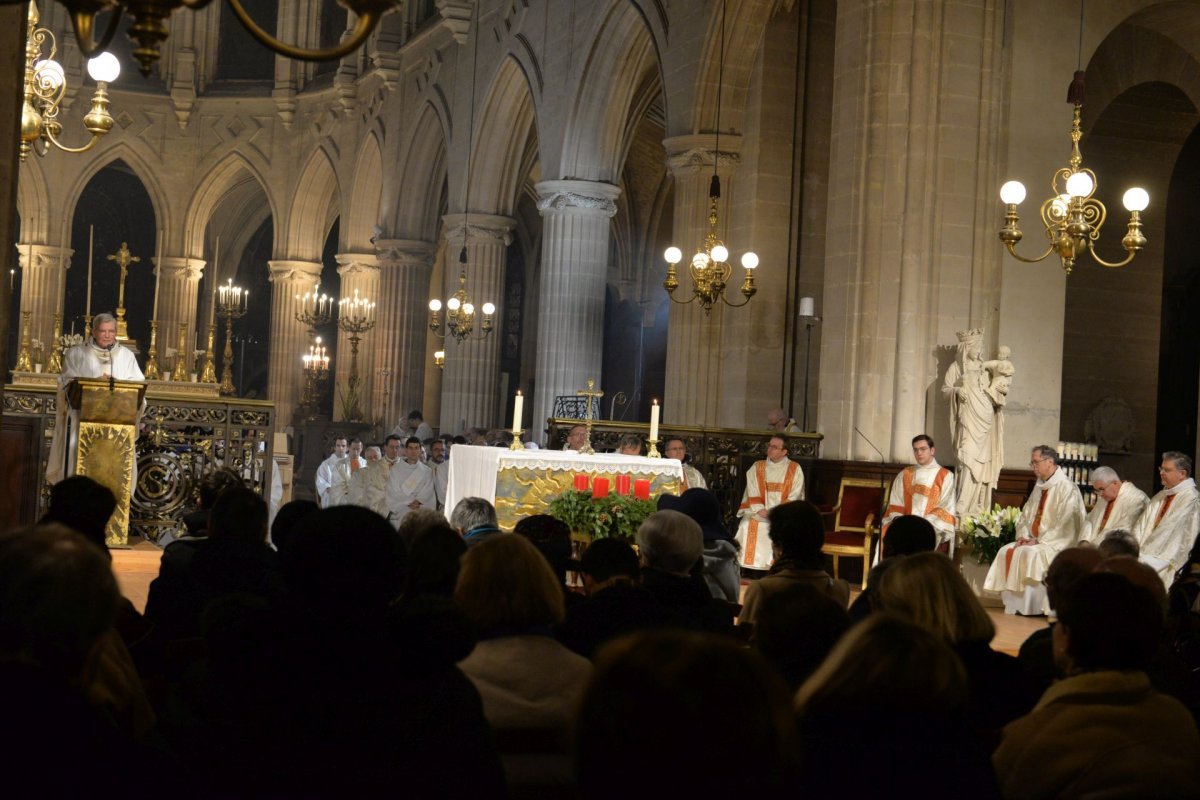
[494,466,680,531]
[67,378,145,547]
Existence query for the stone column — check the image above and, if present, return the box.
[372,240,435,431]
[334,252,381,421]
[17,244,72,349]
[153,255,204,364]
[437,213,514,434]
[532,180,620,435]
[267,260,321,428]
[662,135,741,427]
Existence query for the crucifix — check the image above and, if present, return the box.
[106,242,140,344]
[576,378,604,455]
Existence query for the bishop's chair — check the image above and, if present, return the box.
[820,477,885,590]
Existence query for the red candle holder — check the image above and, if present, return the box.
[573,473,590,492]
[592,477,611,498]
[634,479,650,500]
[615,474,631,495]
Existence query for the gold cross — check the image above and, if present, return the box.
[106,242,140,315]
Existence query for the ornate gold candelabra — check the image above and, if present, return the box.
[300,337,331,420]
[217,279,249,395]
[45,312,63,374]
[295,283,333,340]
[576,378,604,455]
[200,324,218,384]
[144,320,160,379]
[171,322,189,381]
[14,310,32,372]
[337,289,376,422]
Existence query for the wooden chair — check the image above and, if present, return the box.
[821,477,885,590]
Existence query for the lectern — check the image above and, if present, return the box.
[64,378,145,547]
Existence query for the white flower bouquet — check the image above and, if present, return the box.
[959,504,1020,564]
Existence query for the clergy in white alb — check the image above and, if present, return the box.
[1132,452,1200,588]
[665,438,707,490]
[736,435,806,571]
[427,439,449,510]
[1080,466,1149,545]
[879,435,956,561]
[314,437,349,508]
[349,439,399,519]
[385,437,437,529]
[984,446,1085,613]
[46,313,146,483]
[325,441,366,508]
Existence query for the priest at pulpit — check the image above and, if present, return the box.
[46,313,145,483]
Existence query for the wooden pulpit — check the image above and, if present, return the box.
[65,378,145,547]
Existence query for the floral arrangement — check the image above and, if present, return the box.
[59,333,83,350]
[959,504,1021,564]
[547,488,656,541]
[30,338,44,361]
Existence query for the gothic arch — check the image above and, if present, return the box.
[1082,23,1200,132]
[393,102,448,240]
[465,55,538,215]
[343,132,384,251]
[184,151,278,258]
[284,147,342,260]
[688,0,778,135]
[16,158,50,243]
[62,142,171,246]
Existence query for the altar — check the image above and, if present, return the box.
[444,445,684,530]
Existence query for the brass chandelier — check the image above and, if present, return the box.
[20,2,120,161]
[429,250,496,344]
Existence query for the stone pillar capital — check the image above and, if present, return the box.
[156,255,205,282]
[267,259,323,285]
[534,180,621,217]
[441,214,516,248]
[375,239,437,268]
[17,243,73,270]
[335,252,381,277]
[663,133,743,177]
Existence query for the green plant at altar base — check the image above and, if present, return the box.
[959,504,1021,565]
[547,489,657,541]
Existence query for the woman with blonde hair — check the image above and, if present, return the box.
[875,551,1037,745]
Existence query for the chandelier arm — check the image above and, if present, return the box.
[720,294,753,309]
[181,0,219,8]
[666,294,698,307]
[70,7,125,58]
[225,0,382,61]
[1003,241,1056,264]
[41,128,102,154]
[1085,242,1137,269]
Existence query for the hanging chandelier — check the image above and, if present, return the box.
[997,4,1148,275]
[21,2,120,161]
[661,0,757,314]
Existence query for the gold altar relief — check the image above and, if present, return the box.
[75,422,137,547]
[493,466,680,531]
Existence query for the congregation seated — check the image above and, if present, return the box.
[614,433,643,455]
[1098,527,1140,558]
[848,513,937,621]
[449,496,503,547]
[637,510,736,634]
[1017,546,1103,690]
[178,468,243,541]
[268,498,318,556]
[513,514,575,589]
[751,582,850,690]
[658,488,741,603]
[396,506,451,549]
[994,572,1200,799]
[738,500,850,633]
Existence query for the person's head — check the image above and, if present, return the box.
[349,438,363,459]
[404,522,466,598]
[91,313,117,348]
[455,534,564,634]
[577,630,799,798]
[1054,572,1162,674]
[880,515,937,559]
[397,508,452,550]
[383,434,403,461]
[765,500,826,569]
[663,437,687,462]
[616,433,642,456]
[636,510,703,576]
[270,499,320,557]
[1095,555,1167,613]
[406,410,424,429]
[657,488,732,543]
[429,439,446,463]
[512,515,572,579]
[578,537,640,595]
[766,435,788,463]
[1029,444,1059,481]
[199,468,243,510]
[0,524,120,678]
[1042,546,1104,612]
[766,408,789,431]
[330,437,348,457]
[566,424,587,450]
[1160,451,1192,489]
[874,552,994,645]
[795,613,968,717]
[1089,465,1121,502]
[449,497,498,537]
[208,485,269,543]
[364,445,381,464]
[911,434,936,467]
[404,436,422,464]
[752,583,852,691]
[42,476,116,554]
[1097,528,1139,559]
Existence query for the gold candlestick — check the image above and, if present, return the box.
[14,310,32,372]
[576,378,604,455]
[144,320,160,379]
[45,313,63,374]
[171,322,189,381]
[509,429,525,450]
[200,324,218,383]
[646,438,661,458]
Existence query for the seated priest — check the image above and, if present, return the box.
[1079,466,1149,545]
[1132,451,1200,589]
[983,445,1085,615]
[877,434,956,561]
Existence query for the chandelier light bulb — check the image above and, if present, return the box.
[462,302,475,315]
[1122,187,1149,212]
[691,252,709,271]
[86,52,121,83]
[37,59,65,90]
[664,246,682,264]
[711,245,729,263]
[741,252,759,270]
[447,297,461,311]
[482,302,496,315]
[1065,171,1094,198]
[428,299,442,312]
[999,180,1026,205]
[1050,194,1070,216]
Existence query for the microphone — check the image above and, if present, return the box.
[854,427,888,547]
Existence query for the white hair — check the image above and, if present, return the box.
[1091,466,1119,484]
[91,313,116,329]
[636,510,703,576]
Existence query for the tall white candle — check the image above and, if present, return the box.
[85,224,94,316]
[649,398,660,441]
[152,228,162,320]
[799,296,815,318]
[512,390,524,432]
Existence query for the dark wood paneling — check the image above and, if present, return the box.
[0,416,41,529]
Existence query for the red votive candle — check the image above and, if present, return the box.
[615,474,631,495]
[634,479,650,500]
[592,477,611,498]
[574,473,590,491]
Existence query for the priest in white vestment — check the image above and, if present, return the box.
[349,439,399,519]
[984,445,1085,614]
[1080,466,1149,545]
[1132,452,1200,588]
[879,434,956,560]
[385,437,437,528]
[46,313,145,483]
[326,440,367,507]
[314,437,349,508]
[665,437,707,490]
[427,439,449,510]
[736,435,806,571]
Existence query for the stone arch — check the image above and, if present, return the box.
[16,158,50,242]
[393,102,448,240]
[285,147,342,260]
[1082,22,1200,132]
[62,142,171,245]
[343,132,383,251]
[184,151,277,258]
[559,0,661,182]
[465,54,538,215]
[688,0,778,134]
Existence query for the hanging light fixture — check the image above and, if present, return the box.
[20,2,120,161]
[662,0,757,315]
[997,2,1148,275]
[428,0,496,343]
